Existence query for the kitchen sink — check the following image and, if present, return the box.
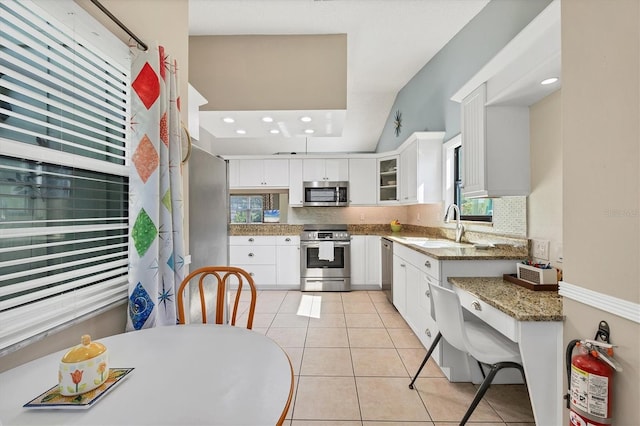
[392,236,470,249]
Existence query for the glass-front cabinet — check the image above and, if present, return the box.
[378,156,398,203]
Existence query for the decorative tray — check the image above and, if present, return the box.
[503,273,559,291]
[24,367,134,409]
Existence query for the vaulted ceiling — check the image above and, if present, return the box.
[188,0,490,155]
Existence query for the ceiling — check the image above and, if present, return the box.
[188,0,490,155]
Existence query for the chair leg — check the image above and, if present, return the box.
[477,361,486,380]
[409,332,442,389]
[459,361,523,426]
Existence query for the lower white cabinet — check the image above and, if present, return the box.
[350,235,381,289]
[229,235,300,289]
[276,236,300,288]
[392,254,407,316]
[392,242,520,382]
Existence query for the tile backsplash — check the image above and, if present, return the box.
[285,196,527,240]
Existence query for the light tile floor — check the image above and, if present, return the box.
[239,290,535,426]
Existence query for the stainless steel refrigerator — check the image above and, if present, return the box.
[188,146,228,270]
[187,146,229,322]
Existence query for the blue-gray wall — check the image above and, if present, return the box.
[375,0,553,152]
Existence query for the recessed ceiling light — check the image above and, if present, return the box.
[304,129,315,134]
[270,129,280,134]
[222,117,235,123]
[300,116,312,123]
[541,77,559,85]
[236,129,246,135]
[262,116,274,123]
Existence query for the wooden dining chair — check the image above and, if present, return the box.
[177,266,257,329]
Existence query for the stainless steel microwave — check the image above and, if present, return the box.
[303,181,349,207]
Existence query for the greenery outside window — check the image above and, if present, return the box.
[454,146,493,222]
[230,193,284,223]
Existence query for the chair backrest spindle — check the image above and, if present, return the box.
[177,266,257,329]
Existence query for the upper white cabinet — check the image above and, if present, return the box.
[452,0,559,198]
[398,132,444,204]
[302,158,349,182]
[348,158,377,206]
[460,84,530,199]
[288,159,304,207]
[229,159,289,189]
[399,142,417,203]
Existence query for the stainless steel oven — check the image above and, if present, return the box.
[300,224,351,291]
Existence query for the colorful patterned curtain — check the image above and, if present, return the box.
[126,43,186,331]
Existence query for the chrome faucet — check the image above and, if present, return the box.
[444,204,465,243]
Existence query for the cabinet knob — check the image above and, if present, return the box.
[285,237,291,242]
[471,300,482,311]
[248,252,254,257]
[425,289,430,297]
[424,260,431,268]
[248,238,254,242]
[425,328,432,337]
[400,263,406,267]
[249,272,255,276]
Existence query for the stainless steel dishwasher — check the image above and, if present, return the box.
[381,238,393,303]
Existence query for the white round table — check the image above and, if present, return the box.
[0,325,293,425]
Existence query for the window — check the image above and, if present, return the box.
[229,193,284,223]
[0,0,130,354]
[452,145,493,222]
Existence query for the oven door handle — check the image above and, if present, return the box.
[300,241,351,248]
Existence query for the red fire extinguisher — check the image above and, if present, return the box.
[566,322,622,426]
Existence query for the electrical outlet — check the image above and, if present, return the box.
[359,213,365,222]
[417,213,421,222]
[554,244,563,263]
[531,239,550,261]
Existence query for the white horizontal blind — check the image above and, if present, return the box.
[0,0,130,354]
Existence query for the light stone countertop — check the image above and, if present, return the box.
[387,238,526,260]
[229,223,528,260]
[448,276,563,321]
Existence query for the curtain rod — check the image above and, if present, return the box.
[89,0,148,51]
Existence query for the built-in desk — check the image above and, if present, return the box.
[448,276,564,426]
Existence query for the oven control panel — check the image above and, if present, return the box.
[300,231,350,241]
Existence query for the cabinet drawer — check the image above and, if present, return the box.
[400,246,440,280]
[230,245,276,265]
[233,264,276,287]
[456,288,518,342]
[420,254,439,280]
[230,236,277,246]
[276,235,299,246]
[420,273,438,316]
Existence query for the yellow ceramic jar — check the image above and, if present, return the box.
[59,335,109,396]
